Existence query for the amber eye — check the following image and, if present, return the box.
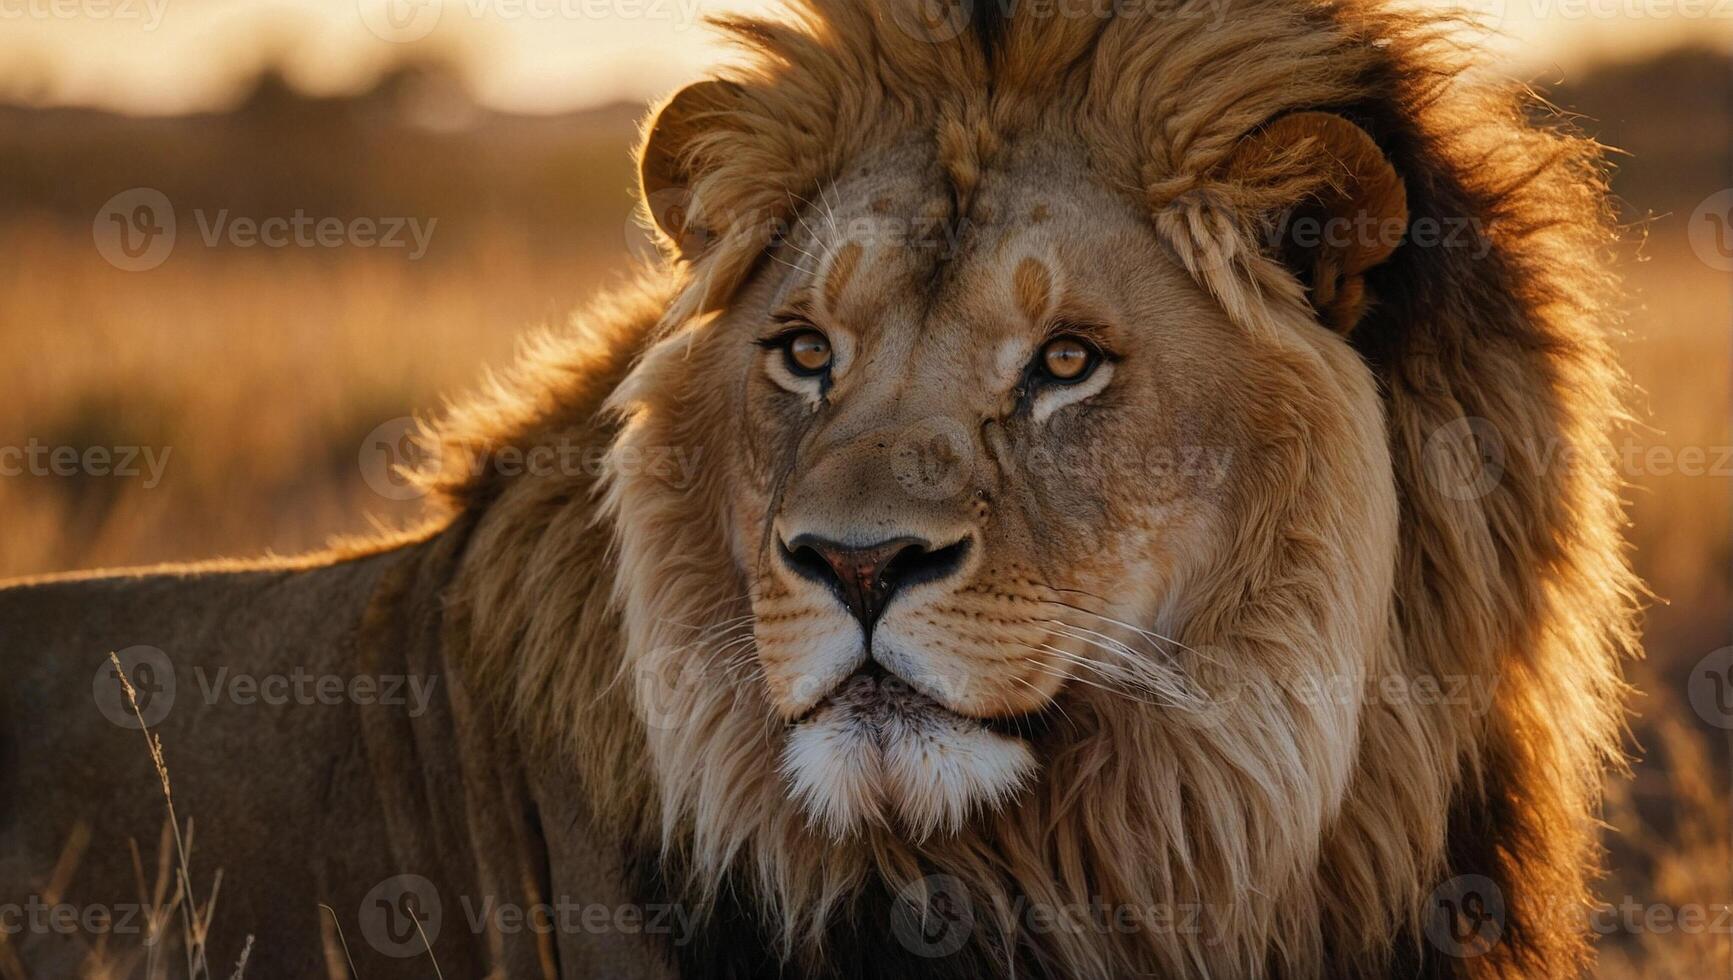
[782,329,833,377]
[1038,336,1098,383]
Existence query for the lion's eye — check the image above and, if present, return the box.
[1038,336,1098,383]
[781,329,833,377]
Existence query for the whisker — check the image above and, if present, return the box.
[1026,641,1146,688]
[1034,630,1206,710]
[1033,594,1217,665]
[1009,674,1077,735]
[659,612,756,638]
[1046,621,1159,666]
[766,251,808,275]
[816,180,842,238]
[785,189,841,271]
[1021,656,1163,707]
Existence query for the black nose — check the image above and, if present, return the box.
[779,533,970,628]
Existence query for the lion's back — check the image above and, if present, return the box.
[0,548,420,974]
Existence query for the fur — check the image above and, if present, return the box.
[413,1,1638,977]
[0,1,1627,977]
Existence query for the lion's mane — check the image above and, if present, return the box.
[420,1,1637,975]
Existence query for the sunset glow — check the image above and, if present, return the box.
[0,0,1721,115]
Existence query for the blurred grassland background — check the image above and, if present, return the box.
[0,14,1728,977]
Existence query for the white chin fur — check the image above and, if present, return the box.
[780,674,1038,841]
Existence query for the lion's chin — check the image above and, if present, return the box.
[778,667,1038,841]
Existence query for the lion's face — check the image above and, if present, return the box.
[604,68,1415,948]
[680,140,1274,838]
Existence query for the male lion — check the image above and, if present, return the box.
[0,0,1636,977]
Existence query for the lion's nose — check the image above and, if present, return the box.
[779,533,970,629]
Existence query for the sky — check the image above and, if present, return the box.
[0,0,1722,116]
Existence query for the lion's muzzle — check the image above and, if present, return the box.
[779,661,1038,840]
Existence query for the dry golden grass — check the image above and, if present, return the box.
[0,221,619,573]
[1592,236,1733,978]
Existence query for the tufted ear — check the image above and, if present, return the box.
[1223,112,1408,332]
[638,79,743,259]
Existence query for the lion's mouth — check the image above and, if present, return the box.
[790,660,1051,742]
[779,659,1046,837]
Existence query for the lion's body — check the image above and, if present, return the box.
[2,0,1637,977]
[0,533,683,978]
[0,546,424,974]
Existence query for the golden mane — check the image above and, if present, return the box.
[420,1,1637,975]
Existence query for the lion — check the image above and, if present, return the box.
[0,0,1637,977]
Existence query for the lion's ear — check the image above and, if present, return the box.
[638,79,744,259]
[1223,112,1408,333]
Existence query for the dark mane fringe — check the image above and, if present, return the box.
[971,0,1011,59]
[1343,18,1634,975]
